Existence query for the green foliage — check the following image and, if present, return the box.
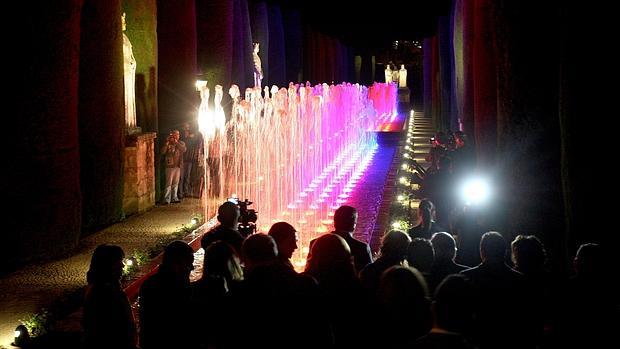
[132,249,149,265]
[20,309,51,337]
[191,212,204,224]
[122,262,137,277]
[123,218,201,277]
[122,249,152,277]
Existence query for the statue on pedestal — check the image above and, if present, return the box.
[384,64,393,84]
[392,68,399,84]
[253,43,263,88]
[122,13,138,133]
[399,64,407,88]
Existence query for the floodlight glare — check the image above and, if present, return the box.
[461,177,491,206]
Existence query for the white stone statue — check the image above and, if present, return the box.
[384,64,392,84]
[122,12,137,131]
[196,80,214,139]
[399,64,407,88]
[253,43,263,88]
[392,68,399,84]
[214,85,226,132]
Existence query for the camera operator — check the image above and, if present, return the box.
[412,132,449,186]
[161,130,186,205]
[451,131,476,178]
[425,131,449,174]
[200,201,245,256]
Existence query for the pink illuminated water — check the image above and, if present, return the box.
[197,82,396,269]
[368,82,398,131]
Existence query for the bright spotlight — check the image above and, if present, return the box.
[460,177,491,206]
[124,257,135,267]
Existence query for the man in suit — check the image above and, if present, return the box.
[310,205,372,273]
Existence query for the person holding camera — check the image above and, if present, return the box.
[161,129,186,205]
[426,131,449,174]
[200,201,245,256]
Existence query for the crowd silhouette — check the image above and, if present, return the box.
[81,199,617,349]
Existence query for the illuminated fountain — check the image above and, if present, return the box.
[197,81,395,269]
[368,82,400,131]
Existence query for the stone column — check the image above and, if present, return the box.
[79,0,126,230]
[158,0,198,134]
[6,0,84,266]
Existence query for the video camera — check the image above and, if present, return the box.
[228,197,258,237]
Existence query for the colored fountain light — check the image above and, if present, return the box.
[196,81,392,271]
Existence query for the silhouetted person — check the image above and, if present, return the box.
[377,266,432,347]
[407,237,435,276]
[419,156,455,226]
[415,274,478,349]
[558,243,619,348]
[451,131,476,178]
[200,201,245,256]
[308,205,372,273]
[426,131,449,173]
[330,205,372,272]
[191,241,243,349]
[511,235,552,346]
[304,233,367,348]
[238,233,330,348]
[408,199,445,240]
[82,244,137,349]
[139,241,194,349]
[179,122,201,198]
[454,205,488,267]
[360,230,411,297]
[268,221,299,270]
[461,232,529,349]
[427,232,469,295]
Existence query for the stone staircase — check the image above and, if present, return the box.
[408,112,434,212]
[366,110,435,253]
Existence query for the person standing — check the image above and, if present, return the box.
[309,205,373,273]
[179,122,202,198]
[139,241,194,349]
[82,244,137,349]
[161,129,186,204]
[268,221,299,270]
[200,201,245,256]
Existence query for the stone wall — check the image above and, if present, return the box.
[123,132,157,216]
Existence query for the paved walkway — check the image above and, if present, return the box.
[0,199,202,347]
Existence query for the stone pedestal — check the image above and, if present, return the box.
[398,87,410,103]
[123,132,157,216]
[127,126,142,135]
